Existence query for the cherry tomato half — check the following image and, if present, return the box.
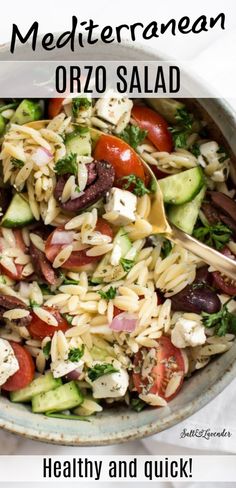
[28,307,69,340]
[93,133,146,184]
[132,105,173,152]
[132,336,185,402]
[213,246,236,296]
[2,342,35,392]
[45,219,113,272]
[0,230,27,281]
[48,98,65,119]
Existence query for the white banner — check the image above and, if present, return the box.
[0,60,224,98]
[0,455,236,482]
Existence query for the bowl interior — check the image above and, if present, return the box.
[0,40,236,445]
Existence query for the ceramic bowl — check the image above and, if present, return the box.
[0,40,236,445]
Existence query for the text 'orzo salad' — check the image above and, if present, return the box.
[0,95,235,418]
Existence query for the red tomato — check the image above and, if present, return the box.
[93,134,146,184]
[132,336,185,402]
[0,230,27,281]
[48,98,65,119]
[45,218,113,272]
[113,306,122,317]
[213,246,236,296]
[28,307,69,340]
[132,105,173,152]
[151,166,169,180]
[2,342,35,392]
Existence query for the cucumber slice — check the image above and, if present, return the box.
[1,193,34,228]
[0,114,6,135]
[32,381,83,413]
[65,127,91,157]
[168,186,206,235]
[146,99,185,124]
[92,228,132,283]
[10,373,62,403]
[11,99,42,125]
[158,167,204,205]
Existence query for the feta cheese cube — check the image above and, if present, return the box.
[171,317,206,349]
[104,187,137,226]
[90,368,129,399]
[51,359,83,378]
[0,338,19,386]
[94,92,133,126]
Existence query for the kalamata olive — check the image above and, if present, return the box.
[194,265,211,285]
[0,295,31,327]
[171,283,221,314]
[201,202,219,224]
[209,191,236,223]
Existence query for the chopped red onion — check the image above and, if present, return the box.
[51,230,74,245]
[64,367,82,381]
[31,148,53,167]
[110,312,137,332]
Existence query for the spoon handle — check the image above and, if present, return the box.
[169,225,236,281]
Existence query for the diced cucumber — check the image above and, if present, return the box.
[146,98,185,124]
[32,381,83,413]
[65,127,91,157]
[168,186,206,235]
[158,167,204,205]
[11,99,42,125]
[10,373,62,403]
[92,228,132,283]
[1,193,34,228]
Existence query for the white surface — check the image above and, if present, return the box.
[0,0,236,484]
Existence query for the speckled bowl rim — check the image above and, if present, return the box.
[0,39,236,446]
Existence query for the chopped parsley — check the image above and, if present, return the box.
[39,284,55,295]
[87,363,119,382]
[202,297,236,336]
[160,239,173,258]
[54,153,78,176]
[11,158,24,169]
[59,271,79,285]
[62,313,74,325]
[190,143,201,158]
[120,174,150,197]
[43,341,51,357]
[68,345,85,362]
[72,97,91,116]
[217,145,229,163]
[98,286,117,300]
[130,397,146,412]
[119,124,147,149]
[169,107,194,149]
[193,222,232,251]
[29,299,40,308]
[120,258,135,273]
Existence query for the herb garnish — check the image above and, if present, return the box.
[217,145,229,163]
[190,143,201,158]
[68,345,85,362]
[55,153,78,176]
[11,158,24,169]
[121,174,150,197]
[120,258,135,272]
[98,286,117,300]
[119,124,147,149]
[59,271,79,285]
[87,363,119,382]
[29,299,40,308]
[202,297,236,336]
[72,97,91,116]
[160,239,173,259]
[193,222,232,251]
[43,341,51,357]
[130,397,146,412]
[169,107,194,149]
